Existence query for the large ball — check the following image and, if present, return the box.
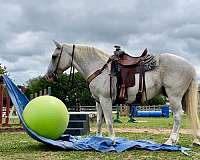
[23,96,69,139]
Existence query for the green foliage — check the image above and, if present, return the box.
[143,95,168,106]
[0,63,7,74]
[25,73,95,107]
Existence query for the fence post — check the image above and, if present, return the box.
[30,94,34,100]
[5,95,10,126]
[20,86,26,93]
[198,84,200,113]
[114,104,122,123]
[0,85,3,125]
[48,87,51,96]
[44,89,47,95]
[34,92,38,98]
[39,90,43,96]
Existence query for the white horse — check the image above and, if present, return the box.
[45,41,200,146]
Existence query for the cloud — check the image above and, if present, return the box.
[0,0,200,84]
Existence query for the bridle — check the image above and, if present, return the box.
[52,46,64,78]
[52,43,109,88]
[53,44,75,82]
[51,44,78,104]
[51,44,110,103]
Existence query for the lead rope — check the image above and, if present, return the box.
[68,45,75,89]
[67,45,83,111]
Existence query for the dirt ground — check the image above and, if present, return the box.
[90,127,192,135]
[0,126,23,132]
[0,126,192,135]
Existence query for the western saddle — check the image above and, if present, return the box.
[111,46,148,105]
[117,49,148,66]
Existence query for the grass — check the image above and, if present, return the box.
[90,113,190,129]
[0,132,199,160]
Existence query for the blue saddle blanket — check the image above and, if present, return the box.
[2,75,190,154]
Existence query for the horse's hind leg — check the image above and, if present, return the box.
[165,96,184,145]
[96,102,103,136]
[193,131,200,146]
[99,96,115,142]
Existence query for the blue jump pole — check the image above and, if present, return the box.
[131,105,169,118]
[137,110,162,117]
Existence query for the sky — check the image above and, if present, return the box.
[0,0,200,85]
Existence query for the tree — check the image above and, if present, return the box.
[0,63,7,74]
[143,95,168,106]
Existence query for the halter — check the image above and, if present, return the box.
[53,44,75,80]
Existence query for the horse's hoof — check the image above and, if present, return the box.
[164,140,173,146]
[96,134,103,137]
[192,141,200,146]
[164,139,177,146]
[165,134,179,146]
[110,137,116,145]
[112,139,116,145]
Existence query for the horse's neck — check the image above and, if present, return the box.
[72,46,109,79]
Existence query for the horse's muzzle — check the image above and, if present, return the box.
[45,73,58,82]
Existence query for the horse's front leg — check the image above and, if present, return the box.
[96,102,103,136]
[99,96,115,143]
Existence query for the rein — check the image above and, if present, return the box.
[53,46,64,78]
[68,45,76,89]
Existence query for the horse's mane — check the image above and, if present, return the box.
[75,45,110,62]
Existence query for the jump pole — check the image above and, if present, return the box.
[130,105,169,118]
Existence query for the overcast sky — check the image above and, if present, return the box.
[0,0,200,84]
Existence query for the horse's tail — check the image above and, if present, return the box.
[183,72,200,138]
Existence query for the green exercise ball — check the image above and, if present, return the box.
[23,95,69,140]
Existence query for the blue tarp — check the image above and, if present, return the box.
[2,75,190,154]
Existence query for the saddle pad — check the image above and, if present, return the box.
[144,54,158,71]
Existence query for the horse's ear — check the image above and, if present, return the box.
[53,40,61,49]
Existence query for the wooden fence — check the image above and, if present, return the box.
[29,87,51,99]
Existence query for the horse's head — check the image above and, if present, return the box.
[45,41,73,81]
